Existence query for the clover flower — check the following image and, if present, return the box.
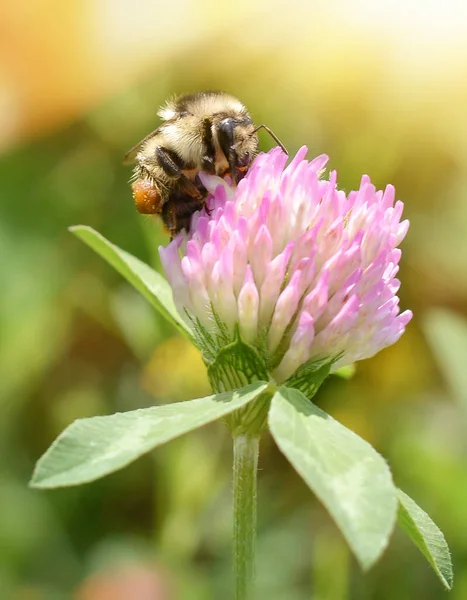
[160,147,412,383]
[33,145,452,594]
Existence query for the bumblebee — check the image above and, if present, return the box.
[124,91,286,237]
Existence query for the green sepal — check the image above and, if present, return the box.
[204,332,273,435]
[283,357,331,399]
[206,333,270,394]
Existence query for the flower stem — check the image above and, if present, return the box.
[233,433,260,600]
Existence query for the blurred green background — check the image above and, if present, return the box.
[1,1,467,598]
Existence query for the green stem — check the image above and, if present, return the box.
[233,433,260,600]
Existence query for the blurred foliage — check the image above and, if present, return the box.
[2,1,467,598]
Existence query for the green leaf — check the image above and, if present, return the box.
[70,225,191,337]
[269,386,397,570]
[423,308,467,410]
[30,382,268,488]
[397,488,453,590]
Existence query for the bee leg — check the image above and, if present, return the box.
[199,125,216,214]
[201,117,216,174]
[200,117,217,214]
[201,155,216,173]
[181,178,212,218]
[178,176,212,218]
[156,146,204,200]
[178,174,208,208]
[160,199,178,240]
[155,146,185,178]
[156,146,212,229]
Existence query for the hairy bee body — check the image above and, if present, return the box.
[125,91,260,237]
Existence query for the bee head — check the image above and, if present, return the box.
[216,117,258,183]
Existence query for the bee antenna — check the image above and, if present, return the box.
[252,124,288,155]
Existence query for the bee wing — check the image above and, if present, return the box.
[122,126,162,165]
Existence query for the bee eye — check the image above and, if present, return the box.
[219,118,235,133]
[217,118,236,160]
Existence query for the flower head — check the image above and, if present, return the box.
[160,147,412,385]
